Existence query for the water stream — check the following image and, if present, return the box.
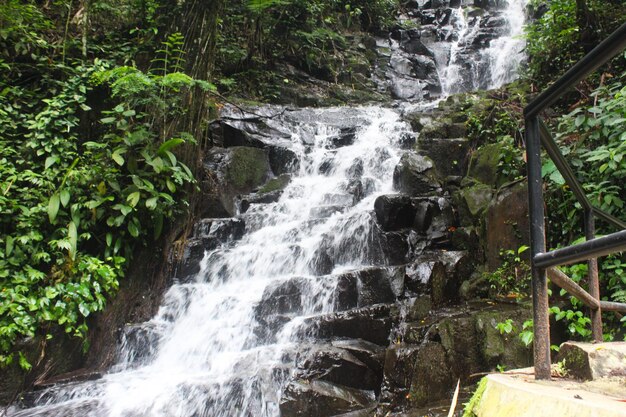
[9,1,528,416]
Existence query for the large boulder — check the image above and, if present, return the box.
[485,181,529,270]
[392,153,441,196]
[204,146,272,215]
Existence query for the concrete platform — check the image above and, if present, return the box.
[472,371,626,417]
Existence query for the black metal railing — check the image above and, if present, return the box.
[524,22,626,380]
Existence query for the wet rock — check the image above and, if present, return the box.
[269,146,300,175]
[467,142,505,187]
[204,147,272,215]
[347,158,364,179]
[309,205,346,219]
[119,323,160,365]
[308,304,397,346]
[399,31,434,58]
[176,238,211,278]
[331,339,386,377]
[380,344,421,404]
[459,181,493,220]
[336,267,401,308]
[408,342,453,406]
[392,153,441,196]
[372,228,412,265]
[417,138,469,177]
[295,346,380,391]
[485,181,529,270]
[405,251,472,304]
[397,132,416,149]
[328,127,358,148]
[240,190,283,213]
[280,380,374,417]
[474,307,532,369]
[374,195,416,231]
[255,277,307,318]
[192,218,246,242]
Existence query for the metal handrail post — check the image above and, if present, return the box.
[585,209,603,341]
[526,116,551,379]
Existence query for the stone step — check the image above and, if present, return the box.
[472,371,626,417]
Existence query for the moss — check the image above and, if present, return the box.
[259,174,291,194]
[462,376,488,417]
[468,143,505,187]
[226,147,270,191]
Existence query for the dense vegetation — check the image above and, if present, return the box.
[0,0,399,370]
[470,0,626,342]
[0,0,624,377]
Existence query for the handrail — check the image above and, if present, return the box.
[524,22,626,380]
[525,23,626,119]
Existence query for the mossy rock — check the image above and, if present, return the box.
[259,174,291,194]
[459,182,493,219]
[226,146,271,192]
[468,142,505,187]
[474,307,532,369]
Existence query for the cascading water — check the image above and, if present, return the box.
[9,107,410,417]
[8,1,530,416]
[437,0,529,95]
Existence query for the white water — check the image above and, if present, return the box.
[13,107,410,417]
[437,0,528,95]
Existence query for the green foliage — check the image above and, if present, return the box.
[542,72,626,340]
[524,0,626,86]
[495,319,516,335]
[216,0,398,97]
[484,245,531,298]
[465,92,526,181]
[0,2,209,368]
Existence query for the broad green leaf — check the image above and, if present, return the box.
[45,156,58,170]
[146,196,158,210]
[6,236,14,256]
[60,189,70,207]
[18,352,32,371]
[128,221,139,237]
[157,138,185,156]
[79,303,90,317]
[127,191,141,207]
[166,179,176,193]
[112,150,125,166]
[48,193,60,223]
[100,117,116,124]
[106,232,113,247]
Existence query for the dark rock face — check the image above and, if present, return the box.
[374,195,416,231]
[392,153,441,195]
[294,346,381,391]
[280,380,374,417]
[176,218,246,279]
[485,182,529,270]
[307,304,398,346]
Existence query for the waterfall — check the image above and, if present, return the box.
[436,0,528,95]
[9,107,410,417]
[8,2,530,416]
[481,0,528,89]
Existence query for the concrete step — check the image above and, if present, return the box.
[471,371,626,417]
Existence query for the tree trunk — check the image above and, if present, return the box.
[575,0,598,53]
